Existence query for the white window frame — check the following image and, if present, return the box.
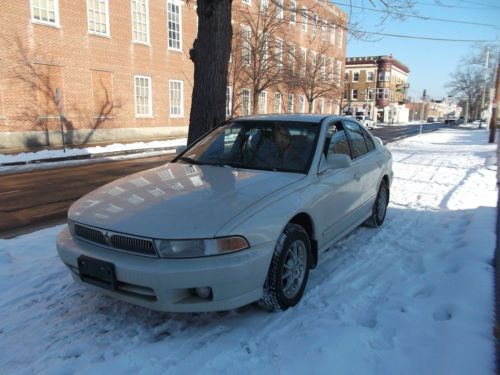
[312,13,318,37]
[367,71,374,81]
[276,0,284,19]
[134,75,153,117]
[366,88,373,100]
[242,88,251,115]
[352,72,359,82]
[321,19,327,41]
[242,25,252,66]
[242,0,251,5]
[87,0,110,36]
[169,79,184,118]
[289,0,296,25]
[167,0,183,51]
[226,86,233,117]
[318,98,324,114]
[259,91,268,114]
[328,99,333,114]
[131,0,150,44]
[320,55,326,80]
[329,58,334,81]
[30,0,60,27]
[330,24,335,46]
[336,61,342,85]
[352,89,358,100]
[287,93,294,113]
[301,8,307,32]
[274,92,282,113]
[300,47,307,78]
[260,0,269,12]
[275,38,283,69]
[289,44,296,75]
[299,95,305,113]
[338,27,343,47]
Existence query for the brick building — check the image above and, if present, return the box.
[0,0,346,151]
[343,55,410,124]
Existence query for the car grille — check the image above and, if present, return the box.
[74,223,158,257]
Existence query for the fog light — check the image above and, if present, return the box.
[195,287,212,299]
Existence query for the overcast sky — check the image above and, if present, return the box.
[337,0,500,100]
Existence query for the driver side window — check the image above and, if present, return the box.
[327,122,351,158]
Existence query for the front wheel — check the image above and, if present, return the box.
[364,179,389,228]
[259,223,311,312]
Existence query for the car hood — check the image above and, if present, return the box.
[69,162,304,239]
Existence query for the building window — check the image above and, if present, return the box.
[320,55,326,80]
[289,0,296,25]
[289,44,296,75]
[134,75,152,117]
[321,19,327,41]
[87,0,110,36]
[288,93,294,113]
[379,71,390,81]
[242,25,252,65]
[338,27,343,47]
[352,72,359,82]
[329,58,334,81]
[330,24,335,46]
[300,47,307,78]
[275,39,283,69]
[167,0,182,51]
[328,99,333,114]
[352,89,358,100]
[242,0,251,5]
[367,71,374,81]
[376,88,389,100]
[31,0,60,26]
[276,0,283,19]
[242,88,251,115]
[260,0,269,12]
[132,0,150,44]
[336,61,342,85]
[226,86,232,117]
[169,80,184,117]
[299,95,305,113]
[274,92,282,113]
[311,52,317,71]
[259,91,267,114]
[366,88,373,100]
[301,8,307,32]
[344,72,348,81]
[312,13,318,37]
[318,98,324,114]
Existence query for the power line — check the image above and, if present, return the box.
[413,0,500,10]
[348,28,497,42]
[331,1,499,29]
[460,0,500,10]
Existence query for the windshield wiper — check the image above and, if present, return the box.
[178,156,206,165]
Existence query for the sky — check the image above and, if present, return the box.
[336,0,500,100]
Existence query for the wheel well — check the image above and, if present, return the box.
[289,213,318,269]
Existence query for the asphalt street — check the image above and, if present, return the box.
[0,122,451,238]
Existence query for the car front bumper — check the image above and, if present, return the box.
[56,227,274,312]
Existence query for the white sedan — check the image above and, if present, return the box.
[57,114,393,312]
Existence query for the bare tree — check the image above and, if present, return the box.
[286,39,343,113]
[231,1,292,115]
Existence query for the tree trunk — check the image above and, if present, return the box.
[308,99,314,113]
[188,0,233,145]
[252,90,259,114]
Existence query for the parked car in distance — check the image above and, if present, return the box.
[444,117,456,124]
[355,115,375,129]
[57,114,393,313]
[427,116,437,123]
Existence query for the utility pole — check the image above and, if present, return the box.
[481,47,490,119]
[420,89,426,135]
[488,56,499,144]
[464,98,469,125]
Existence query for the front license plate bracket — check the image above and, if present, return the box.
[77,255,117,291]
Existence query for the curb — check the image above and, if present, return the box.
[0,146,178,167]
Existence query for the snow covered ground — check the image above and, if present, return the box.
[0,127,497,375]
[0,139,187,164]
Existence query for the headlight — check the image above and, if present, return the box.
[154,236,250,258]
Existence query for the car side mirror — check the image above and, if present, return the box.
[318,153,352,174]
[176,145,187,154]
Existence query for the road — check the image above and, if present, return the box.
[0,122,450,238]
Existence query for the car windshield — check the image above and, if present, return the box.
[176,120,320,173]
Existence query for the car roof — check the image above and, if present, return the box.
[230,114,338,124]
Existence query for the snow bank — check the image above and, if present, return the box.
[0,128,497,374]
[0,138,187,164]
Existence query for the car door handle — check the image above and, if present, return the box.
[354,173,361,181]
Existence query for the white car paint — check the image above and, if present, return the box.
[57,114,393,312]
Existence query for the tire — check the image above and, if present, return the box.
[364,179,389,228]
[259,223,311,312]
